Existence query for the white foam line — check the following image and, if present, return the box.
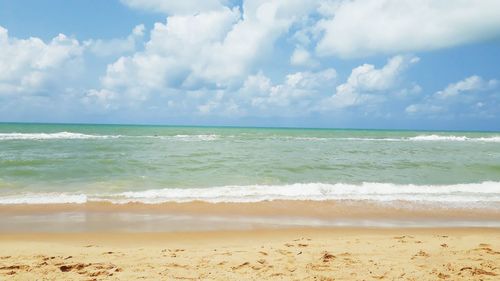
[1,182,499,205]
[1,132,499,142]
[112,182,500,204]
[0,193,87,204]
[0,132,115,140]
[0,132,220,141]
[293,135,500,142]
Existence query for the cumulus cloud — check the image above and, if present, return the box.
[84,24,145,57]
[322,55,419,109]
[406,75,499,118]
[248,69,336,113]
[193,68,336,117]
[92,1,317,104]
[316,0,500,58]
[94,6,240,101]
[0,26,83,95]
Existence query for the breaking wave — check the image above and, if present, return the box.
[1,182,499,205]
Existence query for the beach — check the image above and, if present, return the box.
[0,201,499,280]
[3,0,500,279]
[1,227,499,280]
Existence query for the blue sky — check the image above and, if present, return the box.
[1,0,500,130]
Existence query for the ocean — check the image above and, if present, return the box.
[0,123,499,209]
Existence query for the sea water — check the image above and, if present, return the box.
[0,123,499,208]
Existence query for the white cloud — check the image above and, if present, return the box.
[120,0,226,15]
[316,0,500,58]
[406,75,499,117]
[191,0,317,85]
[97,6,241,100]
[435,75,498,99]
[233,68,336,116]
[290,47,317,67]
[405,104,443,115]
[322,55,419,109]
[81,89,117,109]
[192,68,337,117]
[84,24,145,57]
[0,26,83,95]
[95,1,317,104]
[197,91,243,116]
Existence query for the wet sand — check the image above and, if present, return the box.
[0,228,499,280]
[1,200,499,232]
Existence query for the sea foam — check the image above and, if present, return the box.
[293,135,500,142]
[0,193,87,204]
[408,135,500,142]
[0,132,221,141]
[1,132,499,142]
[113,182,500,204]
[1,182,498,205]
[0,132,113,140]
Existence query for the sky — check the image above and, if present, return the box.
[1,0,500,130]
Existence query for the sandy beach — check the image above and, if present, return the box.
[1,201,499,279]
[0,227,498,280]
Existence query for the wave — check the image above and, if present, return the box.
[0,132,220,141]
[408,135,500,142]
[1,132,499,143]
[0,132,115,140]
[293,135,500,143]
[170,134,219,141]
[0,193,87,204]
[0,182,499,205]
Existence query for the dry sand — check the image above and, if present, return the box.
[0,228,499,280]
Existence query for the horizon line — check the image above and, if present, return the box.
[1,121,499,133]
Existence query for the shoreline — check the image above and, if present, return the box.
[1,200,499,232]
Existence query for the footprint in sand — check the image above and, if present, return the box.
[231,262,250,270]
[437,272,450,279]
[474,246,500,254]
[59,263,88,272]
[36,262,48,267]
[321,252,335,262]
[58,262,120,278]
[0,265,30,272]
[277,249,292,256]
[460,267,497,276]
[413,250,430,258]
[165,263,189,269]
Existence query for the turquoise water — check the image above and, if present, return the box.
[0,123,499,205]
